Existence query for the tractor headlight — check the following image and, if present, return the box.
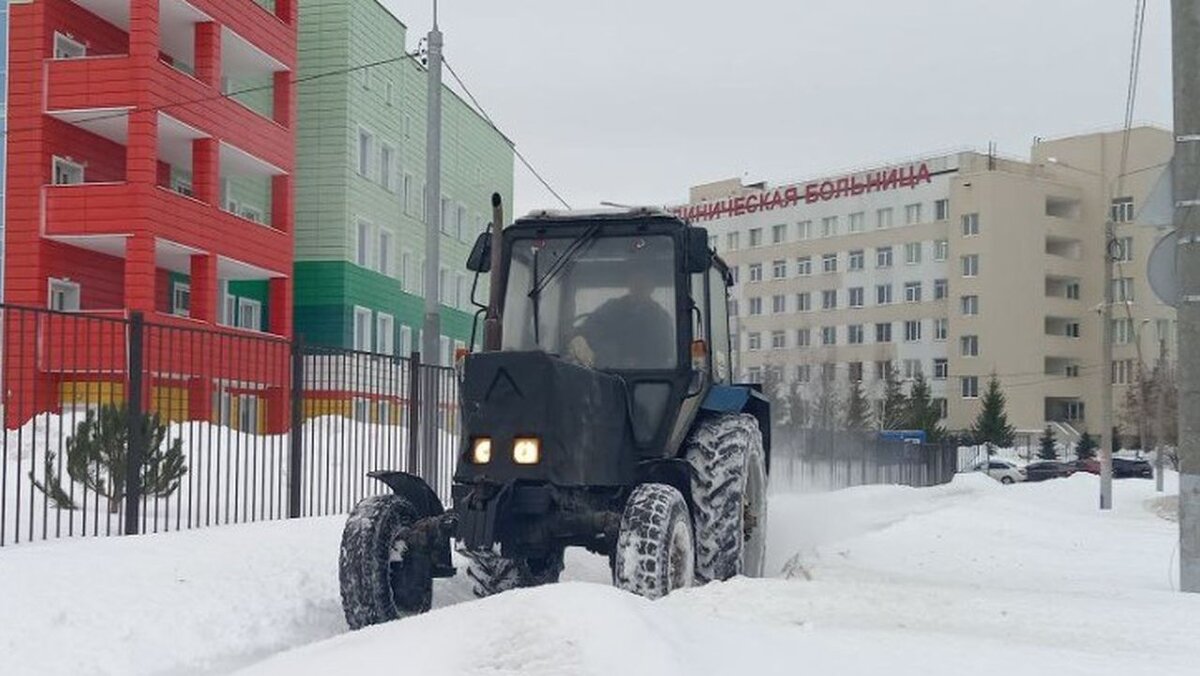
[471,438,493,464]
[512,437,541,465]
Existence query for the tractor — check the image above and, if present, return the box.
[338,197,771,629]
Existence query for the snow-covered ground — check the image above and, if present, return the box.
[1,472,1194,675]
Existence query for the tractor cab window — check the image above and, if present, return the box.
[503,234,678,370]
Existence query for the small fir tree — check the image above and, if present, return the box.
[844,377,871,431]
[971,374,1016,452]
[1037,425,1058,461]
[904,372,945,441]
[1075,431,1098,460]
[880,365,908,430]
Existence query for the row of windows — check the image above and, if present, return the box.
[744,321,981,354]
[353,219,474,311]
[719,199,953,252]
[748,361,983,403]
[350,306,464,366]
[739,283,981,315]
[734,240,951,283]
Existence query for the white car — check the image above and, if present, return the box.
[972,459,1026,484]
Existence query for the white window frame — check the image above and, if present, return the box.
[52,156,85,185]
[403,173,415,214]
[53,32,86,59]
[172,282,191,317]
[962,254,979,278]
[905,242,922,265]
[962,376,980,399]
[904,282,922,303]
[48,278,81,312]
[353,306,373,352]
[934,239,949,261]
[848,249,864,271]
[904,320,922,342]
[380,143,396,192]
[877,247,893,268]
[399,325,414,357]
[377,228,394,276]
[237,298,262,331]
[376,313,395,355]
[237,394,259,433]
[357,127,374,178]
[962,213,981,236]
[356,218,373,268]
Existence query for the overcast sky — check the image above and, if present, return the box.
[381,1,1173,215]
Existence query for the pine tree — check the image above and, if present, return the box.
[1037,425,1058,461]
[1075,431,1098,460]
[904,372,945,441]
[844,377,871,431]
[970,374,1016,450]
[880,365,907,430]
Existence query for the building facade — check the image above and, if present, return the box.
[293,0,515,365]
[4,0,298,427]
[0,0,8,298]
[676,127,1175,440]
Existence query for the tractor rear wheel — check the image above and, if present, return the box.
[339,494,433,630]
[684,412,768,583]
[613,483,695,600]
[461,547,565,598]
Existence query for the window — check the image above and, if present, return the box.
[350,307,373,351]
[797,221,813,240]
[53,32,86,59]
[961,295,979,315]
[355,219,372,267]
[934,278,948,300]
[876,208,894,229]
[1115,236,1134,263]
[399,325,413,357]
[822,253,838,273]
[749,297,763,316]
[934,318,948,341]
[772,260,788,279]
[747,367,762,383]
[172,283,191,317]
[821,216,839,237]
[796,257,812,276]
[961,254,979,277]
[821,326,837,345]
[876,284,893,305]
[52,156,84,185]
[905,242,923,265]
[935,199,950,221]
[934,358,949,380]
[729,299,739,317]
[727,232,740,250]
[403,174,415,214]
[376,313,395,355]
[876,246,893,268]
[961,376,980,399]
[1111,197,1135,223]
[378,229,394,276]
[849,361,864,382]
[848,249,864,271]
[172,176,193,197]
[1066,364,1081,378]
[848,324,864,344]
[796,328,811,347]
[238,395,260,432]
[1113,359,1136,385]
[797,292,812,312]
[1112,318,1134,344]
[772,224,787,244]
[822,289,838,310]
[357,128,374,177]
[849,212,866,233]
[385,81,395,106]
[849,287,865,308]
[905,203,923,225]
[380,144,396,192]
[222,284,236,326]
[729,266,740,285]
[961,213,980,236]
[48,278,81,312]
[772,294,786,314]
[749,228,763,247]
[934,239,949,261]
[904,320,922,342]
[748,263,763,283]
[771,330,786,349]
[903,359,923,379]
[904,282,923,303]
[796,364,812,382]
[747,332,762,351]
[440,197,452,235]
[875,360,893,380]
[1112,278,1134,302]
[935,398,948,419]
[960,335,979,357]
[229,297,259,331]
[875,322,892,343]
[1065,322,1081,338]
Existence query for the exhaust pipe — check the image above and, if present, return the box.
[483,192,505,351]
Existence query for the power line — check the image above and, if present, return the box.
[442,56,572,210]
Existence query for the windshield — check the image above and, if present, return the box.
[502,234,678,370]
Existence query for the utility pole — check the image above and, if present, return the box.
[1157,336,1168,494]
[1099,220,1115,511]
[420,0,444,480]
[1173,0,1200,593]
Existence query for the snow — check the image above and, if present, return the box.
[2,471,1196,675]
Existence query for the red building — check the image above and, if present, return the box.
[5,0,297,430]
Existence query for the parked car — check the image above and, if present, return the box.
[1024,461,1076,482]
[1113,456,1154,479]
[972,459,1026,484]
[1071,458,1101,475]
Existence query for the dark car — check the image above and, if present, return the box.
[1024,461,1076,482]
[1071,458,1101,475]
[1113,457,1154,479]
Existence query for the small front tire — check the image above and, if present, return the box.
[613,483,695,600]
[339,494,433,630]
[461,547,564,598]
[1001,476,1015,485]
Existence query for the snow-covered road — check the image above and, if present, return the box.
[1,472,1195,675]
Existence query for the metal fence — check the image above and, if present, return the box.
[0,304,459,546]
[772,428,959,492]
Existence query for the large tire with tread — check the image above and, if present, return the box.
[339,494,433,630]
[613,483,695,600]
[461,547,565,598]
[684,412,768,583]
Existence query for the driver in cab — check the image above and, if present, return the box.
[568,268,674,370]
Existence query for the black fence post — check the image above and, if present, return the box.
[288,337,305,518]
[124,312,146,536]
[407,352,421,474]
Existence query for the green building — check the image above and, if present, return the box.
[294,0,514,363]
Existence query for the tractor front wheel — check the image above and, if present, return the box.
[339,494,433,630]
[461,547,565,598]
[613,483,695,600]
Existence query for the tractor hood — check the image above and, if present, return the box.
[454,350,636,487]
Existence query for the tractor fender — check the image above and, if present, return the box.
[699,385,772,474]
[368,470,445,519]
[636,458,696,514]
[367,471,454,577]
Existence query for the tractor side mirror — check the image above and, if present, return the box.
[685,228,711,273]
[466,231,492,273]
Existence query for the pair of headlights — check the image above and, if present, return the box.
[470,437,541,465]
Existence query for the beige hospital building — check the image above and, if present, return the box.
[676,126,1176,440]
